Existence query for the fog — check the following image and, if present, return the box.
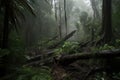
[21,0,102,46]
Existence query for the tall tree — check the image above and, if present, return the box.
[58,0,62,39]
[90,0,101,42]
[54,0,58,21]
[90,0,100,19]
[101,0,112,44]
[64,0,68,35]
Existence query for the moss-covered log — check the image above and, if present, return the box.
[58,49,120,65]
[26,49,120,66]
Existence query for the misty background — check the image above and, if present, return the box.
[19,0,102,47]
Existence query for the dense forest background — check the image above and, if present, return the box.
[0,0,120,80]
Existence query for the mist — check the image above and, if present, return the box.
[20,0,102,47]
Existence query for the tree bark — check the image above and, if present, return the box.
[58,0,62,39]
[64,0,68,35]
[54,0,57,21]
[26,49,120,67]
[90,0,100,19]
[58,49,120,65]
[101,0,112,44]
[2,1,10,49]
[48,30,76,49]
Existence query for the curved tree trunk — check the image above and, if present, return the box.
[90,0,100,19]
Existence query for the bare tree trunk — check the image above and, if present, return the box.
[91,28,94,42]
[90,0,100,19]
[50,0,53,6]
[2,1,9,49]
[0,0,10,77]
[54,0,62,39]
[58,0,62,39]
[101,0,112,44]
[64,0,68,35]
[48,30,76,49]
[54,0,57,21]
[90,0,99,42]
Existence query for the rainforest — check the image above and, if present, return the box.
[0,0,120,80]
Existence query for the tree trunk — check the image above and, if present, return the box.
[90,0,100,19]
[58,49,120,66]
[64,0,68,35]
[26,49,120,67]
[58,0,62,39]
[50,0,53,6]
[54,0,57,21]
[2,2,9,49]
[48,30,76,49]
[102,0,112,44]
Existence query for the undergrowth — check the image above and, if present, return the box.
[16,67,52,80]
[54,41,79,55]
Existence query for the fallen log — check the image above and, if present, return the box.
[48,30,76,49]
[27,50,55,63]
[25,57,53,67]
[26,49,120,66]
[44,35,58,44]
[58,49,120,65]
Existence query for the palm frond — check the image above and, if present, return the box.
[0,0,35,33]
[14,5,25,20]
[14,16,20,33]
[15,0,36,16]
[9,7,19,33]
[9,0,35,32]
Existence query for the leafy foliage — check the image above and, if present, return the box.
[0,0,35,29]
[9,30,25,50]
[54,41,79,55]
[0,48,52,80]
[112,72,120,79]
[94,72,106,80]
[98,44,115,50]
[91,44,115,53]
